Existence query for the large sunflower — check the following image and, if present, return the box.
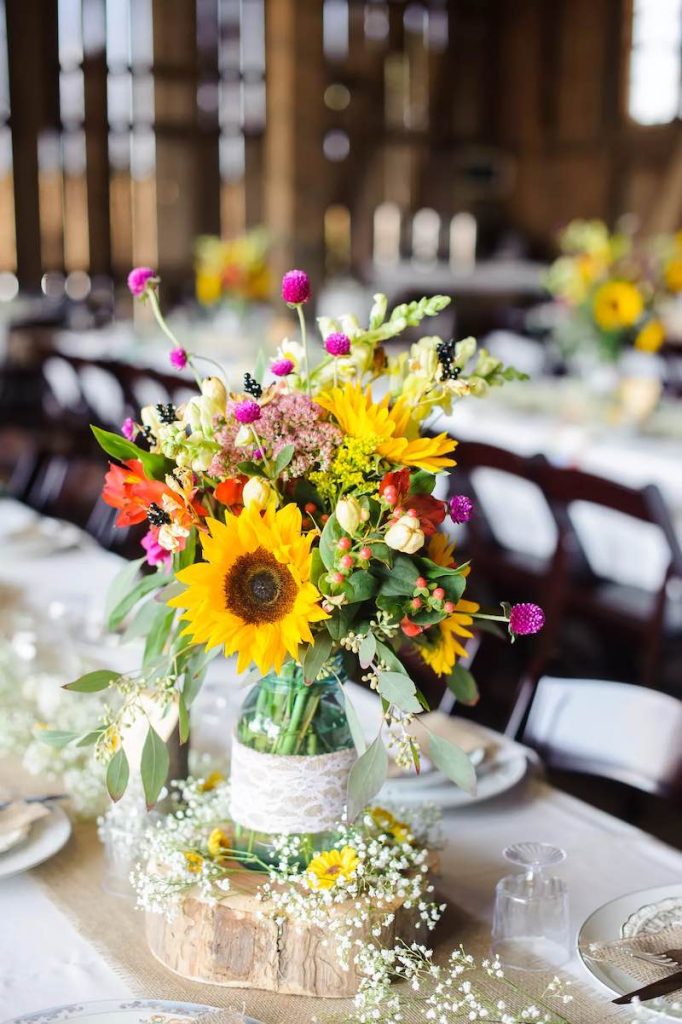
[417,600,479,676]
[316,382,456,473]
[168,502,328,674]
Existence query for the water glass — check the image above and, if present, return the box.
[492,842,570,971]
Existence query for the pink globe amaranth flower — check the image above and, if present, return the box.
[127,266,156,297]
[121,417,136,441]
[141,529,171,568]
[234,399,262,424]
[449,494,473,524]
[509,603,545,636]
[169,347,188,370]
[271,357,294,377]
[325,332,351,357]
[281,269,310,305]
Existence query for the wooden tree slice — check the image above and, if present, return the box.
[146,865,423,998]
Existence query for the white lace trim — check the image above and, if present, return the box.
[229,738,357,834]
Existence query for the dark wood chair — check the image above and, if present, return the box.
[514,674,682,804]
[535,462,682,689]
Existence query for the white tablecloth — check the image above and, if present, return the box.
[1,502,682,1018]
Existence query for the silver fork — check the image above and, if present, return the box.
[624,948,682,970]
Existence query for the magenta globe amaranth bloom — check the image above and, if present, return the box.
[281,269,310,305]
[234,399,262,424]
[121,417,136,441]
[325,332,351,357]
[449,494,473,524]
[509,603,545,636]
[169,347,188,370]
[127,266,156,297]
[271,357,294,377]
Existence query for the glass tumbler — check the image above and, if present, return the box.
[492,842,570,971]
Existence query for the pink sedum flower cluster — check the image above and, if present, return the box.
[211,389,342,482]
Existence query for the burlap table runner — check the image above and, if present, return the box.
[27,819,632,1024]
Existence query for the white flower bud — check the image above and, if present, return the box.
[385,514,425,554]
[201,376,227,407]
[234,424,254,447]
[335,496,362,535]
[141,405,162,434]
[242,476,274,509]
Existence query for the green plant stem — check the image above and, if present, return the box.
[146,289,203,388]
[296,304,311,397]
[276,682,312,754]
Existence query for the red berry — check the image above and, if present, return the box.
[332,571,344,584]
[304,502,317,514]
[407,508,418,518]
[302,517,312,529]
[444,601,455,613]
[340,554,354,569]
[359,546,372,560]
[321,514,329,523]
[411,597,422,610]
[383,485,398,505]
[416,576,427,589]
[433,587,445,601]
[337,536,351,551]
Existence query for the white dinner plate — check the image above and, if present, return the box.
[3,516,84,560]
[2,1000,263,1024]
[578,883,682,1019]
[379,749,528,809]
[0,804,72,880]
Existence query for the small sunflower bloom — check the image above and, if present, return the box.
[306,846,360,890]
[184,851,204,874]
[634,319,665,353]
[198,771,224,792]
[593,281,643,331]
[207,827,232,860]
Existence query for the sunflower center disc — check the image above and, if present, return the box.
[249,570,279,605]
[224,547,297,624]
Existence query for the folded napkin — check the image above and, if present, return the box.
[583,925,682,986]
[0,801,50,853]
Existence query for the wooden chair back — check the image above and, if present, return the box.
[520,675,682,802]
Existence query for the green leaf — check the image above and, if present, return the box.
[253,347,267,384]
[143,606,175,667]
[274,444,295,476]
[368,542,392,567]
[325,603,357,641]
[180,646,219,706]
[447,664,479,706]
[377,671,422,713]
[344,571,379,603]
[310,548,325,587]
[39,729,79,748]
[410,470,436,494]
[174,529,196,572]
[121,598,163,643]
[378,555,419,596]
[178,692,190,744]
[347,733,388,821]
[105,556,145,624]
[302,631,333,683]
[319,512,342,570]
[358,632,377,670]
[426,731,476,795]
[140,726,170,808]
[91,425,168,480]
[106,748,130,802]
[339,683,367,755]
[375,640,406,674]
[75,730,104,748]
[108,573,171,631]
[236,460,267,477]
[63,669,120,693]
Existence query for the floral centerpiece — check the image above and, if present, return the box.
[62,265,543,866]
[194,228,270,307]
[546,218,675,363]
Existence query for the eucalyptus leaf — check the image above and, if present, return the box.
[140,725,170,808]
[346,733,388,821]
[302,631,333,683]
[236,460,267,477]
[178,692,190,744]
[339,684,367,756]
[104,556,145,625]
[447,664,479,706]
[63,669,120,693]
[39,729,79,748]
[253,347,267,384]
[106,747,130,802]
[319,513,341,570]
[121,599,162,642]
[108,573,171,631]
[143,606,176,667]
[375,640,406,674]
[274,444,295,476]
[358,632,377,670]
[75,729,104,748]
[377,671,422,714]
[426,731,476,795]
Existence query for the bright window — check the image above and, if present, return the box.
[628,0,682,125]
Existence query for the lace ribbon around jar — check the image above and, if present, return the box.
[229,737,357,834]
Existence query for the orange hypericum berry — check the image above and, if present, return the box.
[416,576,427,589]
[304,502,317,514]
[359,546,372,560]
[411,597,422,610]
[332,571,345,584]
[444,601,455,613]
[340,554,354,569]
[433,587,445,600]
[337,536,352,551]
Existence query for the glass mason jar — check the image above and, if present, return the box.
[230,658,356,868]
